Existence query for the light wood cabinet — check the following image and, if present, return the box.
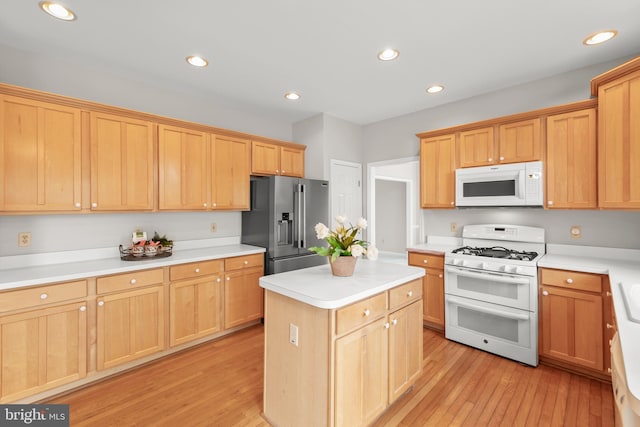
[335,317,388,427]
[96,270,165,370]
[388,300,423,403]
[420,134,456,208]
[545,109,597,209]
[158,124,209,210]
[498,118,542,164]
[90,112,154,211]
[211,135,250,210]
[169,260,224,346]
[539,268,610,375]
[408,252,445,330]
[457,127,495,167]
[251,140,305,177]
[595,68,640,208]
[0,95,82,212]
[224,254,264,329]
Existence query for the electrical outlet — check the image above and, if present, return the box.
[451,222,457,232]
[210,223,217,233]
[570,226,582,239]
[18,232,31,247]
[289,323,299,347]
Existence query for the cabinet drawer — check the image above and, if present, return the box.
[224,253,264,271]
[336,293,387,335]
[389,279,423,310]
[540,268,602,293]
[0,280,87,313]
[408,252,444,269]
[97,268,164,295]
[170,259,224,281]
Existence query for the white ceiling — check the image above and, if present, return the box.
[1,0,639,125]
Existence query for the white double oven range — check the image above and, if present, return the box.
[444,224,545,367]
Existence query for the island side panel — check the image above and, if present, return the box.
[263,290,331,427]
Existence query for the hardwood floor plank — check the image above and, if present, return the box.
[45,326,613,427]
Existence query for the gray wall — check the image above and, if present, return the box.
[375,180,406,253]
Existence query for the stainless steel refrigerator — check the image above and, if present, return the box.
[241,176,329,274]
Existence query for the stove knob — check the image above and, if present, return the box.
[453,259,463,266]
[481,262,489,270]
[514,266,523,274]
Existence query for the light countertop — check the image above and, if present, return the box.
[0,242,265,291]
[539,244,640,402]
[259,259,425,309]
[407,236,462,255]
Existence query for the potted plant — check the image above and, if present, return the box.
[309,215,378,276]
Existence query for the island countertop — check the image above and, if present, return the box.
[259,259,425,309]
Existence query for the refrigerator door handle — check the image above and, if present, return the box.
[293,184,301,248]
[301,184,307,248]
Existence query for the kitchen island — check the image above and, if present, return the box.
[260,259,425,427]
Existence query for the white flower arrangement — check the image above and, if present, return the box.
[309,215,379,261]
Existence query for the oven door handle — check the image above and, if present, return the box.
[445,266,530,285]
[446,296,530,321]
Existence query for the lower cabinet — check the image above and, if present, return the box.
[408,251,445,330]
[539,268,610,377]
[224,254,265,329]
[97,285,165,370]
[0,302,87,403]
[170,277,223,347]
[388,300,423,402]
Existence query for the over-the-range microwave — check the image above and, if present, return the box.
[455,161,543,207]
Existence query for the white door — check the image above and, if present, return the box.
[329,160,362,228]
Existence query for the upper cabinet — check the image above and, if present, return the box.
[592,59,640,209]
[251,141,305,177]
[420,134,456,209]
[0,95,82,212]
[158,124,209,210]
[546,109,597,209]
[498,118,542,164]
[90,112,154,211]
[457,127,495,168]
[211,135,250,210]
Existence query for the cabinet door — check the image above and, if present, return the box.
[546,109,597,209]
[540,286,603,371]
[0,302,87,403]
[224,267,264,329]
[335,318,388,427]
[211,136,250,209]
[90,112,154,211]
[388,300,423,403]
[97,286,164,370]
[458,127,495,167]
[498,118,542,164]
[170,276,222,347]
[598,70,640,208]
[251,141,280,175]
[158,125,209,210]
[423,269,445,329]
[280,146,304,177]
[0,95,81,212]
[420,134,456,208]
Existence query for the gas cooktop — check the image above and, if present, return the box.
[451,246,539,262]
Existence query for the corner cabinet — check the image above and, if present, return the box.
[545,108,597,209]
[420,134,456,208]
[251,140,305,177]
[408,251,445,330]
[0,95,82,212]
[90,112,154,211]
[592,62,640,209]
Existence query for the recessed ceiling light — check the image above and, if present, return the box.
[186,56,208,67]
[39,1,76,21]
[426,85,444,94]
[377,49,400,61]
[284,92,300,100]
[583,30,618,46]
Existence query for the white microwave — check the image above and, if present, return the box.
[455,161,543,207]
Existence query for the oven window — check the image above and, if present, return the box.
[463,180,515,197]
[457,275,518,300]
[458,307,519,342]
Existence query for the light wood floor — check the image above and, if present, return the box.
[47,325,614,426]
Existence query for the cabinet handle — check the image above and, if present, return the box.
[363,309,370,317]
[439,274,443,279]
[98,301,105,307]
[488,158,493,162]
[275,169,280,174]
[217,278,221,283]
[244,260,249,265]
[75,202,81,208]
[407,290,413,297]
[450,201,454,206]
[606,291,612,297]
[423,259,428,264]
[384,322,390,329]
[499,156,505,161]
[282,170,286,174]
[91,202,98,208]
[606,323,614,329]
[195,268,200,273]
[392,318,398,325]
[542,290,549,296]
[40,293,48,300]
[213,203,217,207]
[79,305,87,312]
[548,201,554,206]
[130,279,137,285]
[226,277,231,281]
[203,203,208,207]
[566,278,573,284]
